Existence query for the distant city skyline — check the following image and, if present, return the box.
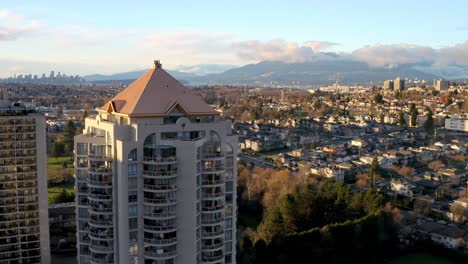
[1,0,468,77]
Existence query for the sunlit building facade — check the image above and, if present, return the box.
[75,61,237,264]
[0,100,51,264]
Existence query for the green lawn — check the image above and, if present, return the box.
[48,156,75,204]
[48,156,74,183]
[389,253,459,264]
[48,185,74,204]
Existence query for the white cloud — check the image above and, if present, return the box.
[351,42,468,68]
[0,9,40,41]
[233,39,337,63]
[352,44,436,68]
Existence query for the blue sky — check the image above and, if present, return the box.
[1,0,468,76]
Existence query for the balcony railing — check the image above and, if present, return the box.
[143,157,177,164]
[202,241,224,250]
[202,230,224,237]
[144,237,177,245]
[144,224,176,233]
[142,170,177,178]
[144,249,177,259]
[143,184,176,191]
[143,197,176,205]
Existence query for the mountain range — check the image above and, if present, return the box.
[83,60,468,86]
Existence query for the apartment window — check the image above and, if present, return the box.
[129,218,138,230]
[225,193,233,204]
[78,208,89,218]
[225,230,232,240]
[128,177,137,189]
[225,181,233,192]
[225,254,232,263]
[77,143,88,155]
[129,231,138,243]
[128,191,137,203]
[128,164,137,175]
[225,242,232,252]
[225,218,232,229]
[128,204,138,217]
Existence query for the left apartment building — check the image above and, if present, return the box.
[0,89,51,264]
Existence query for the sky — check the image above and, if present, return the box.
[1,0,468,77]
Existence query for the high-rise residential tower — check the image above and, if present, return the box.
[394,77,405,91]
[0,92,51,264]
[75,61,237,264]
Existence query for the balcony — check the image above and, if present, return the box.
[201,191,224,199]
[89,218,113,228]
[89,226,112,239]
[88,153,112,162]
[143,184,176,192]
[201,178,223,186]
[89,244,113,254]
[144,248,177,260]
[144,237,177,246]
[201,204,224,212]
[202,240,224,251]
[143,156,177,165]
[201,153,224,160]
[202,229,224,238]
[88,193,112,202]
[201,217,224,225]
[143,196,176,206]
[88,167,112,175]
[201,166,225,174]
[88,180,112,189]
[142,170,177,179]
[144,223,177,232]
[90,254,113,264]
[201,249,224,263]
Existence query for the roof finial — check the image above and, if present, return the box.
[153,60,162,69]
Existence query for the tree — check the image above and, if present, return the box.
[424,108,434,136]
[398,112,406,127]
[63,120,76,155]
[53,189,75,204]
[368,156,380,188]
[374,93,383,104]
[395,91,402,100]
[51,142,65,158]
[410,103,418,127]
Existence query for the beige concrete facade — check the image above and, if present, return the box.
[0,109,51,264]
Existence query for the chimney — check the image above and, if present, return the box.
[153,60,162,69]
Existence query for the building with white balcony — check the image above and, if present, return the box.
[0,102,50,264]
[74,61,237,264]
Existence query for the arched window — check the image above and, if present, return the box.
[128,149,137,161]
[144,133,156,147]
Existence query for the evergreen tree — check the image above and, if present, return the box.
[424,108,434,136]
[64,120,76,155]
[51,142,65,157]
[369,156,379,188]
[374,93,383,104]
[410,103,418,127]
[398,112,406,126]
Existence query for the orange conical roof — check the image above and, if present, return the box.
[100,61,218,117]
